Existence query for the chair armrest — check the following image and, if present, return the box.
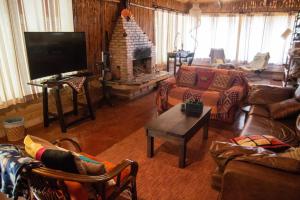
[248,84,295,105]
[32,159,138,183]
[156,77,177,113]
[221,160,300,200]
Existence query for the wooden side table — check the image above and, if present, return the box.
[28,76,95,133]
[167,51,194,75]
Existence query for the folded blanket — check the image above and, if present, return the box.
[63,76,86,93]
[0,144,42,199]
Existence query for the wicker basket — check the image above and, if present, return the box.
[3,117,25,142]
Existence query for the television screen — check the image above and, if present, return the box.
[24,32,87,80]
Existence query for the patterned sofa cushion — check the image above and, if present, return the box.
[208,73,232,92]
[177,69,197,87]
[196,69,215,90]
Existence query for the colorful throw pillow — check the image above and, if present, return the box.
[268,98,300,119]
[41,149,79,173]
[73,152,106,175]
[177,70,196,87]
[208,73,231,91]
[24,135,58,159]
[24,135,106,175]
[196,70,215,90]
[231,135,290,152]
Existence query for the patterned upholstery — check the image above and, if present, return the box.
[208,73,231,91]
[156,66,249,123]
[177,70,197,87]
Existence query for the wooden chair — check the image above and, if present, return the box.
[26,138,138,200]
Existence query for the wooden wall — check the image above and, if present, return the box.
[72,0,188,72]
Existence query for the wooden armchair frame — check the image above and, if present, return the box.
[27,138,138,200]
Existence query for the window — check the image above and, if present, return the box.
[0,0,73,109]
[155,10,295,65]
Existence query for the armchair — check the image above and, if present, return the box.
[27,138,138,200]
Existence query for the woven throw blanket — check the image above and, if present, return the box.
[63,76,86,93]
[0,144,42,199]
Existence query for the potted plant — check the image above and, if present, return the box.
[182,97,203,116]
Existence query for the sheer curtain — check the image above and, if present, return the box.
[155,9,197,64]
[155,10,295,65]
[0,0,73,109]
[195,14,240,60]
[238,13,294,63]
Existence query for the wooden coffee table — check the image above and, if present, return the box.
[145,104,211,168]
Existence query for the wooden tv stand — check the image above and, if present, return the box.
[28,75,95,133]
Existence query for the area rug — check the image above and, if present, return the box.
[96,126,233,200]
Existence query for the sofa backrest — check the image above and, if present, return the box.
[177,65,246,91]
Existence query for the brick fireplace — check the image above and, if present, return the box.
[109,16,156,81]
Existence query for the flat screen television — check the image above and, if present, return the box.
[24,32,87,80]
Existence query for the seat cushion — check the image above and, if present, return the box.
[168,87,188,107]
[65,153,130,200]
[242,115,299,147]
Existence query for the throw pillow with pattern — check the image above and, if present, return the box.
[177,70,197,87]
[208,73,231,91]
[231,135,290,152]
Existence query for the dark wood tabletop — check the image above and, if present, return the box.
[145,104,211,168]
[145,104,211,138]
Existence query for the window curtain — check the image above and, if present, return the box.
[238,13,294,64]
[155,10,295,65]
[0,0,74,109]
[195,14,240,60]
[155,9,197,64]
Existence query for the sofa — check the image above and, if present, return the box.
[156,66,248,123]
[211,84,300,200]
